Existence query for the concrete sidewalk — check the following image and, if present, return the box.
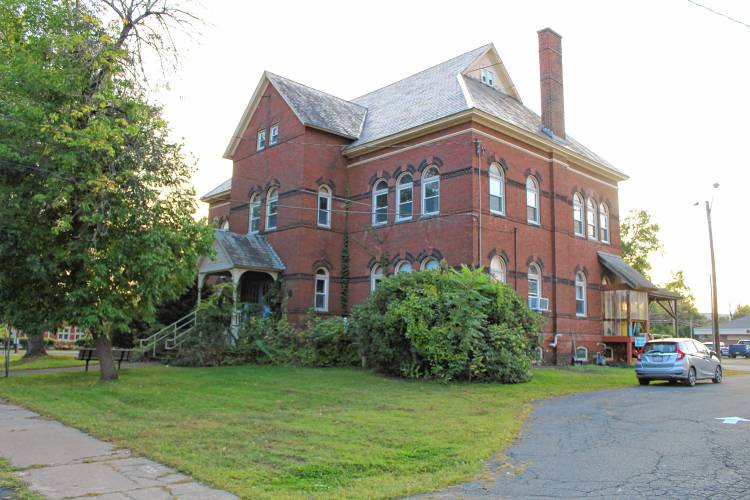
[0,403,237,499]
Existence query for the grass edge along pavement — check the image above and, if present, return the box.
[0,459,43,500]
[6,353,93,371]
[0,365,634,499]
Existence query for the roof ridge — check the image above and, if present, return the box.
[353,44,491,101]
[266,71,367,112]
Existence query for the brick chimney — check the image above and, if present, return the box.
[538,28,565,139]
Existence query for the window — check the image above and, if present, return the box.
[480,68,496,88]
[599,203,610,243]
[396,174,413,221]
[490,256,506,283]
[421,167,440,216]
[421,257,440,270]
[257,129,266,151]
[489,164,504,215]
[314,268,329,312]
[574,346,588,362]
[528,264,541,300]
[249,194,261,234]
[371,265,384,291]
[586,198,597,239]
[573,193,584,236]
[266,188,278,230]
[372,180,388,226]
[269,125,279,146]
[526,176,539,224]
[318,186,331,228]
[575,272,587,317]
[395,261,412,273]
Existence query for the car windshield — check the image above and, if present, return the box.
[643,342,677,354]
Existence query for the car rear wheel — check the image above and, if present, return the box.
[638,378,650,386]
[713,366,722,384]
[685,367,696,387]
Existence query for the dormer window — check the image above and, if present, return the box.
[480,68,496,88]
[269,125,279,146]
[257,129,266,151]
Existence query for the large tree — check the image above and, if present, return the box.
[620,209,662,280]
[650,271,706,337]
[0,0,212,379]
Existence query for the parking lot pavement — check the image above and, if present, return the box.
[722,358,750,372]
[414,374,750,499]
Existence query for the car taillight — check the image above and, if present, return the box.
[675,346,685,361]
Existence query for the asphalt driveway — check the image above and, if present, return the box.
[416,374,750,499]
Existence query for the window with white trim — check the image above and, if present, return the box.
[395,261,412,274]
[528,263,541,300]
[396,173,413,221]
[575,272,587,317]
[490,256,506,283]
[371,265,384,291]
[266,188,278,230]
[480,68,496,88]
[599,203,610,243]
[249,194,261,234]
[372,180,388,226]
[421,167,440,216]
[575,346,588,362]
[573,193,584,236]
[489,163,504,215]
[586,198,597,239]
[257,129,266,151]
[421,257,440,271]
[526,176,539,224]
[269,125,279,146]
[314,268,329,312]
[317,186,331,228]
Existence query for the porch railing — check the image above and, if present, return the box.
[138,310,197,357]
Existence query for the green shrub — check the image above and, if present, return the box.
[352,266,542,383]
[298,315,359,367]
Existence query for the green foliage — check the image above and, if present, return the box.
[733,304,750,319]
[620,209,662,280]
[352,266,542,383]
[650,270,706,337]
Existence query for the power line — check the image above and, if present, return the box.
[687,0,750,31]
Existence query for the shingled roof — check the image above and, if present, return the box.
[215,230,285,271]
[200,178,231,201]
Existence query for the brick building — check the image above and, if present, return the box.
[199,29,678,365]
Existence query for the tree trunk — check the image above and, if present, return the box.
[24,331,47,358]
[94,334,118,381]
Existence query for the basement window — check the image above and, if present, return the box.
[480,68,496,88]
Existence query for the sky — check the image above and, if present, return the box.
[146,0,749,314]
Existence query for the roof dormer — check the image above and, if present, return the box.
[461,43,521,101]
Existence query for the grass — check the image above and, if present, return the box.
[5,353,92,371]
[0,365,635,499]
[0,459,43,500]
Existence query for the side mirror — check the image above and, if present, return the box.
[710,351,717,357]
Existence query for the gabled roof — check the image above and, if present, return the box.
[200,178,231,202]
[203,230,285,273]
[597,251,657,290]
[719,315,750,330]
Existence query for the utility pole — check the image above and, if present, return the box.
[705,200,721,358]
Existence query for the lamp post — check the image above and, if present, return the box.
[695,183,720,357]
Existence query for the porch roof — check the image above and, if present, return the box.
[199,229,285,275]
[597,251,681,300]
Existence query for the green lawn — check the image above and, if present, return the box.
[0,365,635,499]
[6,353,91,371]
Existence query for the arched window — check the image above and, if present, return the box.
[372,180,388,226]
[396,173,413,222]
[489,163,505,215]
[526,176,539,224]
[421,257,440,270]
[249,194,261,234]
[528,263,544,310]
[573,193,584,236]
[318,185,331,228]
[490,256,506,283]
[575,272,587,317]
[599,203,610,243]
[586,198,597,239]
[395,261,412,274]
[314,268,329,312]
[370,265,384,291]
[575,346,588,362]
[266,188,278,231]
[421,167,440,216]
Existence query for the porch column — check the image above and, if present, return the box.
[197,273,206,307]
[230,269,245,342]
[626,290,632,365]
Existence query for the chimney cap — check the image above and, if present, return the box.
[537,27,563,38]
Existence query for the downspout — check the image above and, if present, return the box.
[549,154,558,336]
[475,139,483,268]
[513,226,518,289]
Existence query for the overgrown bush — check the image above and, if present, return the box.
[352,266,542,383]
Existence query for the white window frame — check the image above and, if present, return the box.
[586,198,597,240]
[480,68,496,88]
[526,176,540,225]
[249,194,261,234]
[573,193,584,236]
[372,180,388,226]
[421,167,440,217]
[269,124,279,146]
[575,272,587,317]
[395,261,413,274]
[421,257,439,271]
[528,264,541,300]
[317,185,332,228]
[256,129,266,151]
[370,265,384,291]
[396,173,413,222]
[490,256,506,283]
[599,202,610,243]
[266,188,278,231]
[489,163,505,215]
[574,346,588,362]
[314,268,329,312]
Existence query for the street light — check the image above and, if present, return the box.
[694,182,720,358]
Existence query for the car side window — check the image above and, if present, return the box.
[682,342,695,354]
[695,341,709,354]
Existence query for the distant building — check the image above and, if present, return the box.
[694,315,750,343]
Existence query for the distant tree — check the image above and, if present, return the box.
[733,304,750,319]
[650,271,706,337]
[621,209,662,280]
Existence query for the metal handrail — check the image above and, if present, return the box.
[138,310,197,357]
